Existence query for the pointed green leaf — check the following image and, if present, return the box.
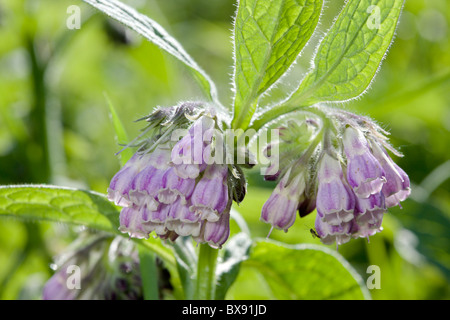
[138,246,159,300]
[215,233,252,300]
[0,184,176,268]
[0,184,119,232]
[235,239,370,299]
[83,0,218,102]
[232,0,323,129]
[172,237,198,299]
[287,0,404,106]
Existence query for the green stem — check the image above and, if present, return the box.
[248,102,308,133]
[231,96,258,131]
[138,246,159,300]
[194,244,219,300]
[26,35,50,183]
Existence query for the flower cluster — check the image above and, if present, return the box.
[108,104,242,248]
[108,102,410,248]
[43,234,142,300]
[261,107,411,246]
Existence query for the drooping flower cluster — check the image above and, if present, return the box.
[261,106,411,246]
[108,103,243,248]
[43,234,143,300]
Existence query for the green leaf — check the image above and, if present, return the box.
[105,93,133,166]
[0,184,119,233]
[238,239,370,299]
[171,237,198,299]
[393,199,450,279]
[138,246,159,300]
[287,0,404,106]
[0,184,177,269]
[215,233,252,300]
[232,0,323,129]
[83,0,218,102]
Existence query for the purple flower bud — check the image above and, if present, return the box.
[261,170,305,231]
[171,133,198,165]
[128,189,159,212]
[383,163,410,207]
[158,168,196,204]
[195,209,231,249]
[316,153,355,226]
[131,166,166,198]
[190,164,228,222]
[173,163,203,180]
[351,213,384,239]
[120,166,163,212]
[350,193,386,239]
[171,116,215,167]
[142,203,170,224]
[343,127,386,198]
[258,107,412,246]
[107,146,172,210]
[107,153,147,207]
[147,145,172,169]
[43,265,78,300]
[108,107,238,248]
[371,142,411,207]
[355,192,385,215]
[167,220,202,237]
[314,214,352,246]
[167,198,198,223]
[165,199,201,237]
[119,205,152,239]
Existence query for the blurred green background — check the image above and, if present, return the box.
[0,0,448,299]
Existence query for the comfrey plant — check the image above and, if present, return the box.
[108,105,239,248]
[0,0,411,300]
[101,0,409,250]
[260,106,410,246]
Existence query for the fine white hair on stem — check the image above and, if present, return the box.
[229,0,240,116]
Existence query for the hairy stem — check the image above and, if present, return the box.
[248,101,309,133]
[194,244,219,300]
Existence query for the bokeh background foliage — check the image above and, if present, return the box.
[0,0,449,299]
